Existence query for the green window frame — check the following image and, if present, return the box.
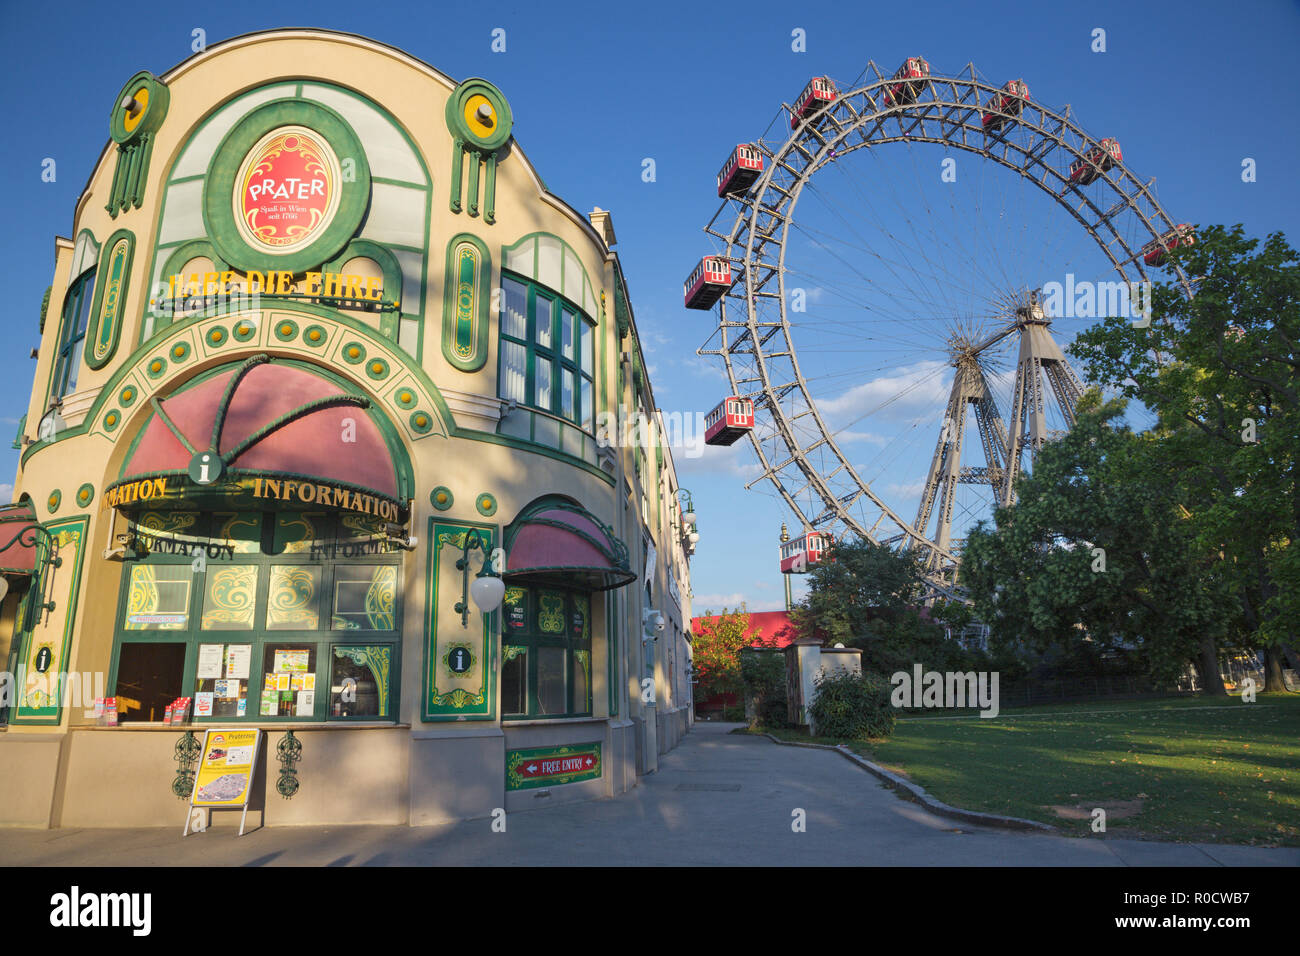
[107,511,401,724]
[48,268,97,407]
[498,272,595,432]
[501,584,593,720]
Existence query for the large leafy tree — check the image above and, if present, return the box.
[1070,224,1298,691]
[961,392,1237,694]
[791,537,926,646]
[791,538,977,675]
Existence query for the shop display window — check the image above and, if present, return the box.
[329,645,392,718]
[500,584,592,719]
[194,643,252,718]
[110,512,400,724]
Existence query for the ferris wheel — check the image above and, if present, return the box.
[692,59,1194,596]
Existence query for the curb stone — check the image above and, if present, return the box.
[752,730,1059,834]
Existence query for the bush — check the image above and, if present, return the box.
[740,649,788,729]
[809,670,896,739]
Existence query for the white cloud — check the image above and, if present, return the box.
[836,429,888,445]
[816,360,951,425]
[885,480,926,499]
[0,484,12,502]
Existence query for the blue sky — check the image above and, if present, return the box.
[1,0,1297,613]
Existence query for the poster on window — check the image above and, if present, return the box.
[274,649,310,673]
[197,645,224,680]
[226,645,252,679]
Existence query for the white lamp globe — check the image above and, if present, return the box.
[470,575,506,613]
[687,531,700,544]
[682,510,696,526]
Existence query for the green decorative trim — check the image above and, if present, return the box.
[458,427,616,488]
[393,386,417,409]
[84,229,135,369]
[445,79,512,223]
[110,70,169,145]
[614,267,631,339]
[341,342,367,364]
[205,325,229,347]
[500,233,599,323]
[302,325,327,347]
[147,81,431,361]
[146,356,167,379]
[22,302,453,480]
[202,99,372,274]
[75,484,95,508]
[323,239,404,337]
[273,318,299,342]
[46,490,61,514]
[365,357,390,380]
[409,410,434,434]
[506,743,602,791]
[430,486,453,511]
[475,493,497,517]
[39,286,51,334]
[424,522,497,720]
[441,233,492,371]
[119,385,138,406]
[11,518,89,724]
[445,78,514,151]
[103,410,122,432]
[107,72,168,216]
[168,340,191,363]
[233,319,258,342]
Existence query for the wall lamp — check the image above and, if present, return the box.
[453,528,505,627]
[0,520,63,628]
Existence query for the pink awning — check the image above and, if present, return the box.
[505,505,635,591]
[0,500,39,575]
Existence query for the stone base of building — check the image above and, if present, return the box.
[0,716,685,828]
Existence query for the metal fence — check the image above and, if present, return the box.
[994,674,1193,709]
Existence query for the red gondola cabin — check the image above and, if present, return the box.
[684,256,731,310]
[717,144,765,197]
[1141,224,1195,266]
[982,79,1030,132]
[704,396,754,446]
[779,531,832,574]
[1068,138,1122,186]
[790,77,837,128]
[884,56,930,108]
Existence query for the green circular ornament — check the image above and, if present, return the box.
[110,71,169,146]
[445,78,513,152]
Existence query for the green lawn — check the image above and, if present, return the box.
[746,693,1300,846]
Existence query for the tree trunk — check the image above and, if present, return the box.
[1196,634,1228,696]
[1263,644,1289,693]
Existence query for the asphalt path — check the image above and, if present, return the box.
[1,722,1295,866]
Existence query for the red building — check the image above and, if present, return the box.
[689,610,802,714]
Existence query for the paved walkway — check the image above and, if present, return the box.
[2,722,1295,866]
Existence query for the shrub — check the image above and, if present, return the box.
[809,670,896,739]
[740,648,788,729]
